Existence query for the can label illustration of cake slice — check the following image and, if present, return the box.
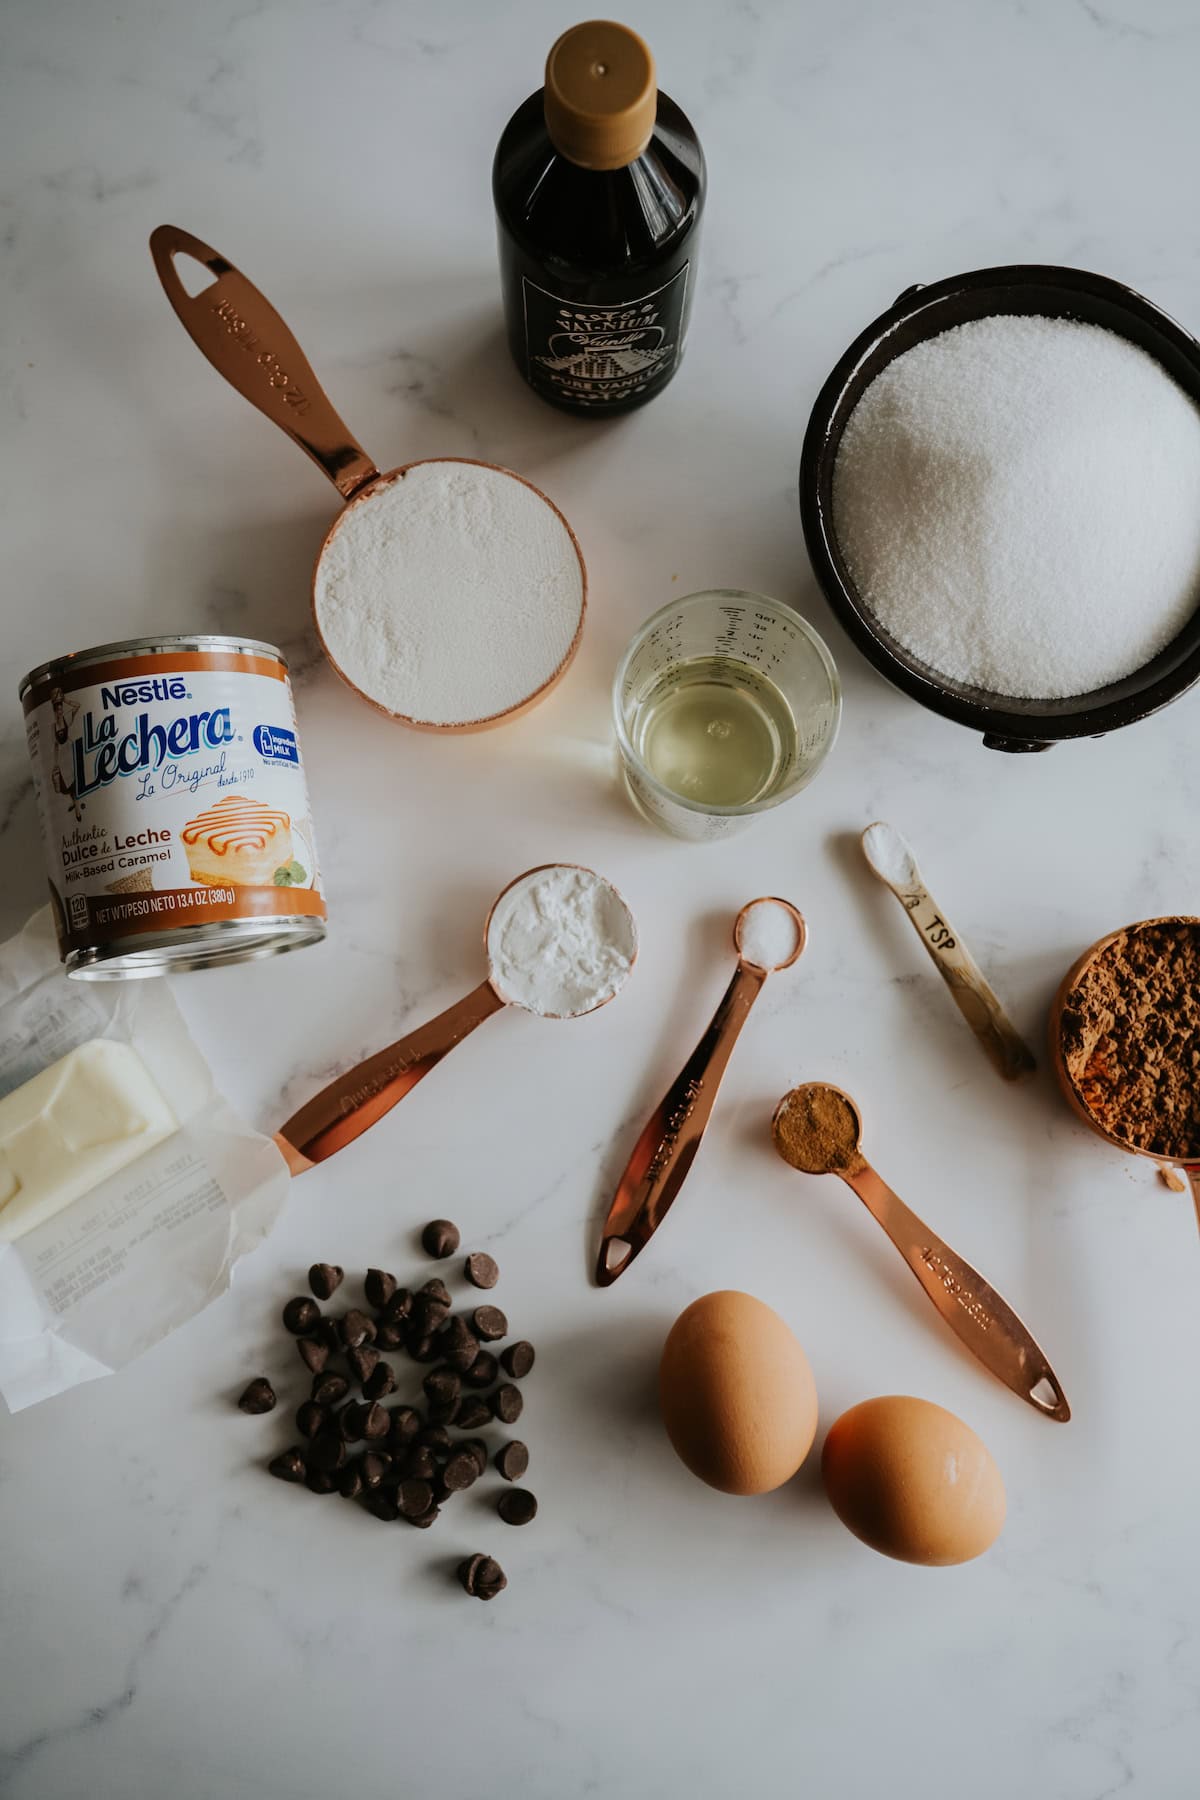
[20,635,326,978]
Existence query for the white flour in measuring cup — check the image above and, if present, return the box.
[313,460,587,728]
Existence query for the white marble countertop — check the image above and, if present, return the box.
[3,2,1200,1795]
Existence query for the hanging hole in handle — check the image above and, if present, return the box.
[172,251,221,299]
[602,1237,632,1278]
[1029,1376,1063,1411]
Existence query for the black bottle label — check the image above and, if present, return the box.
[521,265,690,408]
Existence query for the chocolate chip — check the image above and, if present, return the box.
[308,1428,347,1473]
[340,1309,376,1349]
[362,1360,396,1401]
[364,1490,399,1521]
[500,1341,535,1379]
[409,1295,449,1337]
[422,1219,460,1258]
[268,1448,306,1483]
[443,1449,481,1492]
[490,1384,523,1425]
[363,1268,396,1309]
[237,1377,276,1415]
[417,1424,453,1456]
[337,1462,364,1500]
[498,1488,537,1526]
[361,1450,392,1490]
[297,1337,328,1375]
[439,1315,480,1373]
[295,1401,328,1440]
[421,1277,452,1307]
[397,1478,435,1519]
[462,1438,490,1476]
[406,1332,441,1363]
[341,1401,370,1442]
[463,1351,498,1389]
[464,1253,499,1290]
[283,1295,320,1335]
[383,1287,413,1323]
[457,1553,506,1600]
[388,1407,421,1452]
[402,1445,437,1483]
[316,1318,344,1354]
[308,1263,344,1300]
[494,1440,529,1482]
[472,1305,507,1341]
[311,1372,350,1409]
[373,1320,404,1350]
[405,1504,440,1530]
[347,1343,379,1385]
[361,1402,389,1441]
[305,1467,338,1494]
[423,1369,461,1421]
[453,1396,491,1430]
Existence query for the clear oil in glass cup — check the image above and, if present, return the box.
[613,590,841,842]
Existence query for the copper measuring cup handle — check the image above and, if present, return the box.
[275,980,505,1172]
[149,225,380,501]
[596,964,766,1285]
[842,1160,1071,1422]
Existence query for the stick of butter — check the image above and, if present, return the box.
[0,1040,177,1243]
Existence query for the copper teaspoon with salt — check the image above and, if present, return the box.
[861,821,1036,1081]
[772,1082,1070,1421]
[596,898,806,1285]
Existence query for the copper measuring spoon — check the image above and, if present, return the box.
[596,898,806,1285]
[275,864,636,1174]
[861,821,1036,1082]
[772,1082,1070,1421]
[149,225,586,731]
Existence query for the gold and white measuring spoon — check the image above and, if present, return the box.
[275,864,636,1174]
[772,1082,1070,1421]
[596,898,806,1285]
[861,820,1036,1081]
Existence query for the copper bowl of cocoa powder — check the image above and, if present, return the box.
[1049,916,1200,1166]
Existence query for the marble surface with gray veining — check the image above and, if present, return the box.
[2,2,1200,1795]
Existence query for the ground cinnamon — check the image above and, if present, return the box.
[1059,919,1200,1160]
[773,1084,862,1174]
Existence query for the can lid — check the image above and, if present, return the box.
[544,21,656,171]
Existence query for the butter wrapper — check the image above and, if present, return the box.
[0,910,288,1411]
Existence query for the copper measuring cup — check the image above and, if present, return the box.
[149,225,587,731]
[1049,914,1200,1226]
[596,898,807,1285]
[772,1082,1071,1421]
[275,864,636,1174]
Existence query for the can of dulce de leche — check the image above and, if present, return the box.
[20,635,326,978]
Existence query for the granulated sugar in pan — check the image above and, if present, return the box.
[832,316,1200,700]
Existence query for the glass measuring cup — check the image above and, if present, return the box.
[612,589,841,841]
[275,865,636,1173]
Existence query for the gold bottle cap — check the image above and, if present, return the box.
[544,21,657,171]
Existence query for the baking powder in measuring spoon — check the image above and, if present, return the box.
[486,865,637,1017]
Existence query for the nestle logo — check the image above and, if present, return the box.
[101,677,188,709]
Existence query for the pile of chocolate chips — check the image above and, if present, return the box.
[237,1219,536,1601]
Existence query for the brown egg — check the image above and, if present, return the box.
[822,1395,1005,1566]
[659,1290,818,1495]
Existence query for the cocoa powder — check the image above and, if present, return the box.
[773,1084,862,1174]
[1059,919,1200,1159]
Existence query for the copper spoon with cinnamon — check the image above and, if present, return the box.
[772,1082,1070,1421]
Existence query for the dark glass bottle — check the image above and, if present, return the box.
[493,21,705,418]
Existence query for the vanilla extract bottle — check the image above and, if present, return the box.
[493,20,705,417]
